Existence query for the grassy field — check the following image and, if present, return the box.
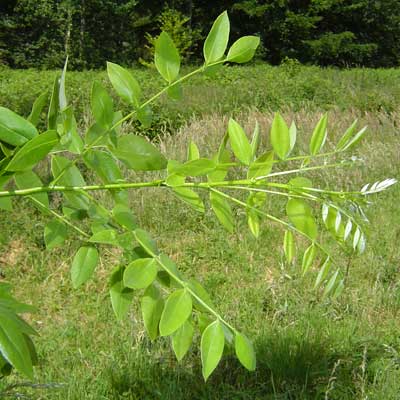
[0,64,399,399]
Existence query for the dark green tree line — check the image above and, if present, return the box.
[1,0,399,69]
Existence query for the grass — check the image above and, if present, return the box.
[1,62,400,136]
[0,64,399,399]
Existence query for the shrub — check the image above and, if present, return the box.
[0,11,396,385]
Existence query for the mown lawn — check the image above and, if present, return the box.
[0,64,399,399]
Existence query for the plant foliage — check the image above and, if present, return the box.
[0,11,396,382]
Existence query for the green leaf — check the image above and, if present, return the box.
[250,121,260,160]
[71,246,99,288]
[228,118,252,165]
[172,319,194,361]
[15,171,49,209]
[158,254,183,284]
[155,32,180,83]
[0,175,13,211]
[210,191,234,233]
[247,151,274,179]
[332,279,344,299]
[309,114,328,155]
[107,62,141,107]
[166,83,183,100]
[173,187,205,213]
[289,177,313,194]
[159,289,192,336]
[51,155,89,210]
[203,11,230,64]
[201,319,225,381]
[286,199,318,240]
[141,284,164,341]
[83,149,123,184]
[6,130,59,172]
[235,332,256,371]
[283,230,295,264]
[187,279,215,313]
[173,158,216,177]
[109,266,134,321]
[340,126,367,151]
[270,113,290,160]
[247,208,260,238]
[59,57,68,110]
[336,119,358,151]
[289,121,297,154]
[123,258,158,290]
[226,36,260,63]
[0,308,33,379]
[28,91,48,127]
[91,81,114,129]
[302,243,316,275]
[57,106,83,154]
[89,229,118,245]
[111,134,167,171]
[323,269,340,298]
[323,206,344,238]
[47,76,59,130]
[134,229,158,256]
[112,205,137,230]
[0,107,38,147]
[314,257,330,289]
[137,105,153,128]
[187,141,200,161]
[44,219,67,250]
[246,193,265,238]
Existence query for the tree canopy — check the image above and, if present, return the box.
[1,0,399,69]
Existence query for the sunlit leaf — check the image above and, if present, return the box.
[201,319,224,381]
[6,130,58,172]
[141,284,164,340]
[286,199,318,240]
[210,191,234,233]
[226,36,260,63]
[123,258,158,289]
[203,11,230,64]
[107,62,141,107]
[91,81,114,129]
[228,118,252,165]
[159,289,192,336]
[309,114,327,155]
[235,332,256,371]
[0,107,37,147]
[283,230,295,264]
[155,31,180,82]
[172,320,194,361]
[270,113,290,160]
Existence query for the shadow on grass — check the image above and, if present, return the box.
[106,329,346,400]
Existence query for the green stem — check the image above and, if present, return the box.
[255,161,355,180]
[0,180,165,198]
